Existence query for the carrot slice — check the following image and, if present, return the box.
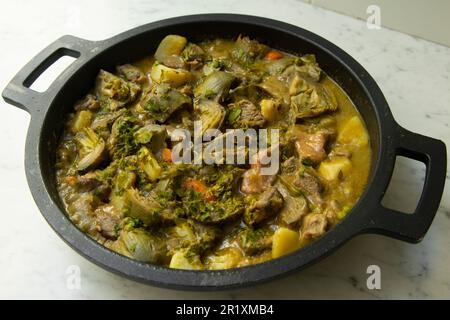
[265,51,283,60]
[65,175,77,186]
[184,178,215,202]
[162,148,173,162]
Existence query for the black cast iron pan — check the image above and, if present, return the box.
[2,14,447,290]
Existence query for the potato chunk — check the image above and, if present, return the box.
[337,116,369,147]
[260,99,279,122]
[318,157,352,181]
[272,227,300,259]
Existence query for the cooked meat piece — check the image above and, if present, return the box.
[94,204,123,239]
[244,187,284,226]
[279,194,309,226]
[294,130,328,165]
[293,171,323,207]
[74,94,100,111]
[75,172,111,199]
[117,64,146,84]
[241,146,279,194]
[67,193,99,234]
[241,167,276,194]
[323,199,341,226]
[232,36,268,65]
[229,99,266,128]
[300,213,327,241]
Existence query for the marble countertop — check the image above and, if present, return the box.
[0,0,449,299]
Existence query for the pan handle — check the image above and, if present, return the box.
[2,35,96,114]
[363,125,447,243]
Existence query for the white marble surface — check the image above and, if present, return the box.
[0,0,449,299]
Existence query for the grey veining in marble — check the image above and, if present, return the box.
[0,0,449,299]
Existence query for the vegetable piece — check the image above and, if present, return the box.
[205,247,242,270]
[290,78,337,119]
[169,249,203,270]
[237,227,273,255]
[154,35,187,67]
[194,71,235,102]
[179,186,244,224]
[95,70,140,109]
[71,110,93,133]
[90,109,126,131]
[142,84,191,123]
[278,185,309,226]
[260,99,280,122]
[258,75,290,105]
[119,188,162,226]
[244,187,284,226]
[282,61,322,83]
[138,146,162,182]
[272,227,300,258]
[134,124,167,153]
[194,99,226,135]
[115,225,167,263]
[113,169,136,195]
[318,157,352,181]
[162,148,173,162]
[107,116,139,159]
[75,128,106,171]
[166,219,220,253]
[265,51,283,61]
[264,57,294,75]
[150,63,192,87]
[337,116,369,147]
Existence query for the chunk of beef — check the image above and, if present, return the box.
[228,99,266,128]
[116,64,146,84]
[94,204,123,239]
[300,213,327,242]
[244,187,284,226]
[241,146,279,194]
[292,171,323,207]
[294,130,328,165]
[279,193,309,226]
[74,94,100,111]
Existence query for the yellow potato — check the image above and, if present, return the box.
[150,63,191,87]
[260,99,279,122]
[272,227,301,259]
[337,116,369,147]
[318,157,352,181]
